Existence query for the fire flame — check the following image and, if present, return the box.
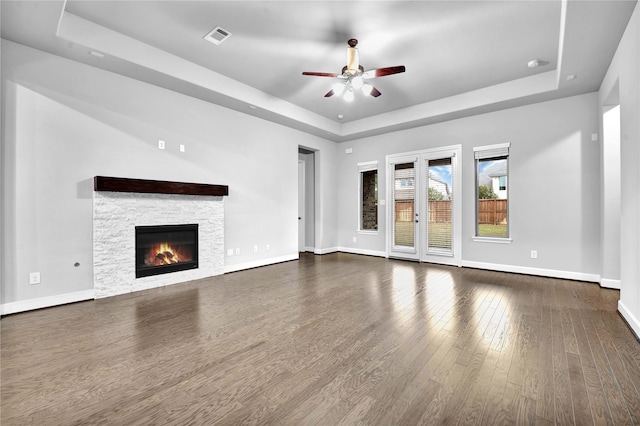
[145,242,184,266]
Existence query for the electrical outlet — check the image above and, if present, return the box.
[227,249,234,257]
[353,236,357,243]
[253,245,258,253]
[235,248,240,255]
[531,250,538,259]
[266,244,270,251]
[158,140,165,150]
[29,272,41,285]
[180,144,185,152]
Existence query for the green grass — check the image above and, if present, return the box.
[394,221,415,246]
[428,222,452,249]
[394,222,507,248]
[478,224,508,237]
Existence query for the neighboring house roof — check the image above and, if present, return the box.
[428,172,451,199]
[478,160,507,187]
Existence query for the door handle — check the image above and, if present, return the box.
[298,217,302,220]
[415,219,419,223]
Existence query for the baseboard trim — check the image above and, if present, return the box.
[1,290,95,316]
[314,247,339,255]
[337,247,387,258]
[304,246,315,253]
[224,254,299,274]
[460,260,600,283]
[600,278,621,289]
[618,300,640,341]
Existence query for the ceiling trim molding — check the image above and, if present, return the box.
[55,2,572,142]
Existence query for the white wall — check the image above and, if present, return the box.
[1,40,338,309]
[599,3,640,336]
[337,93,601,280]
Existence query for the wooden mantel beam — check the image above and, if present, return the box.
[94,176,228,197]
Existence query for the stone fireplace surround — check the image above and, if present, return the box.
[93,177,228,298]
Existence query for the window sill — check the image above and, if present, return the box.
[473,236,512,244]
[357,230,379,235]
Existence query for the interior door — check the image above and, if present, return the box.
[388,155,420,260]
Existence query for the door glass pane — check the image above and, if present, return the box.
[427,158,453,252]
[394,163,415,247]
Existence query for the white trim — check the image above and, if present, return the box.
[600,278,621,289]
[298,160,306,252]
[357,230,379,235]
[461,260,600,283]
[1,290,95,316]
[338,247,387,258]
[472,236,513,244]
[224,254,299,274]
[473,142,511,152]
[314,247,339,255]
[618,300,640,340]
[357,160,378,172]
[357,162,379,233]
[304,246,316,253]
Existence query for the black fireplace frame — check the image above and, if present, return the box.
[135,224,199,278]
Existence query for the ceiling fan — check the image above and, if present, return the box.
[302,39,406,101]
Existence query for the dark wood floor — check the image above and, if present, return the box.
[2,253,640,425]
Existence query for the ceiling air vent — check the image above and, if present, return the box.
[204,26,231,45]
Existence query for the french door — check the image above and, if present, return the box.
[387,146,461,266]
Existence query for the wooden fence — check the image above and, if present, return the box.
[428,200,452,223]
[395,199,506,225]
[478,199,507,225]
[395,201,414,221]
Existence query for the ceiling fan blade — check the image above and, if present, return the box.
[362,66,406,79]
[370,86,382,97]
[324,89,335,98]
[302,72,340,78]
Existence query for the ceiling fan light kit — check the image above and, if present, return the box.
[303,39,406,101]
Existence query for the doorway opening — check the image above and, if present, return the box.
[298,147,316,253]
[601,81,621,289]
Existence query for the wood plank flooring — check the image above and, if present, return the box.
[2,252,639,425]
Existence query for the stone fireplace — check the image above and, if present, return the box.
[93,176,228,298]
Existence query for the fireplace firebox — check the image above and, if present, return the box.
[135,224,198,278]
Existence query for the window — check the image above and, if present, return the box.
[474,143,510,240]
[499,176,507,191]
[359,162,378,231]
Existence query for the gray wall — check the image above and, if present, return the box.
[600,3,640,335]
[1,40,338,305]
[336,93,601,277]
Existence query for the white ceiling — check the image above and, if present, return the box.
[1,1,637,142]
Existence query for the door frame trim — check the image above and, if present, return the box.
[298,160,305,252]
